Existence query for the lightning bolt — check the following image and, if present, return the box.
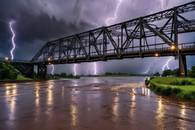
[93,62,97,75]
[9,20,16,60]
[160,0,168,10]
[143,64,152,74]
[51,64,54,75]
[162,57,174,71]
[105,0,123,26]
[73,64,77,76]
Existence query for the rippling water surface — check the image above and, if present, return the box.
[0,77,195,130]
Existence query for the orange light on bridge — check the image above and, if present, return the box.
[48,57,51,61]
[170,44,176,50]
[155,53,159,57]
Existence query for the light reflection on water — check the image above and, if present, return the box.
[93,77,101,84]
[179,103,187,130]
[72,79,79,87]
[156,98,165,128]
[70,93,78,127]
[5,83,17,120]
[112,92,119,122]
[129,92,136,119]
[61,86,65,97]
[34,82,40,121]
[47,81,54,106]
[141,87,151,96]
[35,82,40,108]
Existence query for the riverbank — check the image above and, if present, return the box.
[147,77,195,100]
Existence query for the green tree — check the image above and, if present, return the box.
[190,66,195,77]
[162,69,178,77]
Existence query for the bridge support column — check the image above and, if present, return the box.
[37,64,47,79]
[179,54,187,77]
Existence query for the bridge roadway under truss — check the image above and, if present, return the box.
[1,1,195,78]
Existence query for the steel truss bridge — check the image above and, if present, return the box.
[1,1,195,78]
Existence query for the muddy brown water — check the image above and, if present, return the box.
[0,77,195,130]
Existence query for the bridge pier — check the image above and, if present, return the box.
[37,64,47,79]
[179,54,187,77]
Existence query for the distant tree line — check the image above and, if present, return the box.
[104,72,148,76]
[47,73,80,79]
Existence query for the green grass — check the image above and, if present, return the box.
[0,62,32,81]
[17,75,32,81]
[148,77,195,100]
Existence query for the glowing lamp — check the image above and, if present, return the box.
[155,53,159,57]
[5,57,9,61]
[170,44,176,50]
[48,57,51,61]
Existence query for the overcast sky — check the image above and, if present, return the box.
[0,0,194,74]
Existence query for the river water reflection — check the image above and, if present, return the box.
[0,77,195,130]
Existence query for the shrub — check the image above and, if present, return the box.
[170,79,192,86]
[160,87,172,96]
[172,88,181,95]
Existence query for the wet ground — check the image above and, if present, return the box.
[0,77,195,130]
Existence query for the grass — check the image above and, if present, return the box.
[0,61,32,81]
[17,75,32,81]
[148,77,195,100]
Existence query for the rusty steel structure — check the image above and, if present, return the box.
[1,1,195,78]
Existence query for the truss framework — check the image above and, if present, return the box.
[32,1,195,64]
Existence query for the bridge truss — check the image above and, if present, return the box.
[22,1,194,77]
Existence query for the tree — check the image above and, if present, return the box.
[153,72,160,76]
[190,66,195,77]
[162,69,178,77]
[0,62,18,80]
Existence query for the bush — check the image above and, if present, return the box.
[177,92,195,100]
[189,66,195,77]
[170,79,192,86]
[0,62,19,80]
[162,69,179,77]
[172,88,181,94]
[160,87,172,96]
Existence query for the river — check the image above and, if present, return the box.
[0,77,195,130]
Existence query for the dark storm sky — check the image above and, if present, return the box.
[0,0,194,74]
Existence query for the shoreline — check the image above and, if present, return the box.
[146,77,195,100]
[0,79,46,84]
[0,76,147,84]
